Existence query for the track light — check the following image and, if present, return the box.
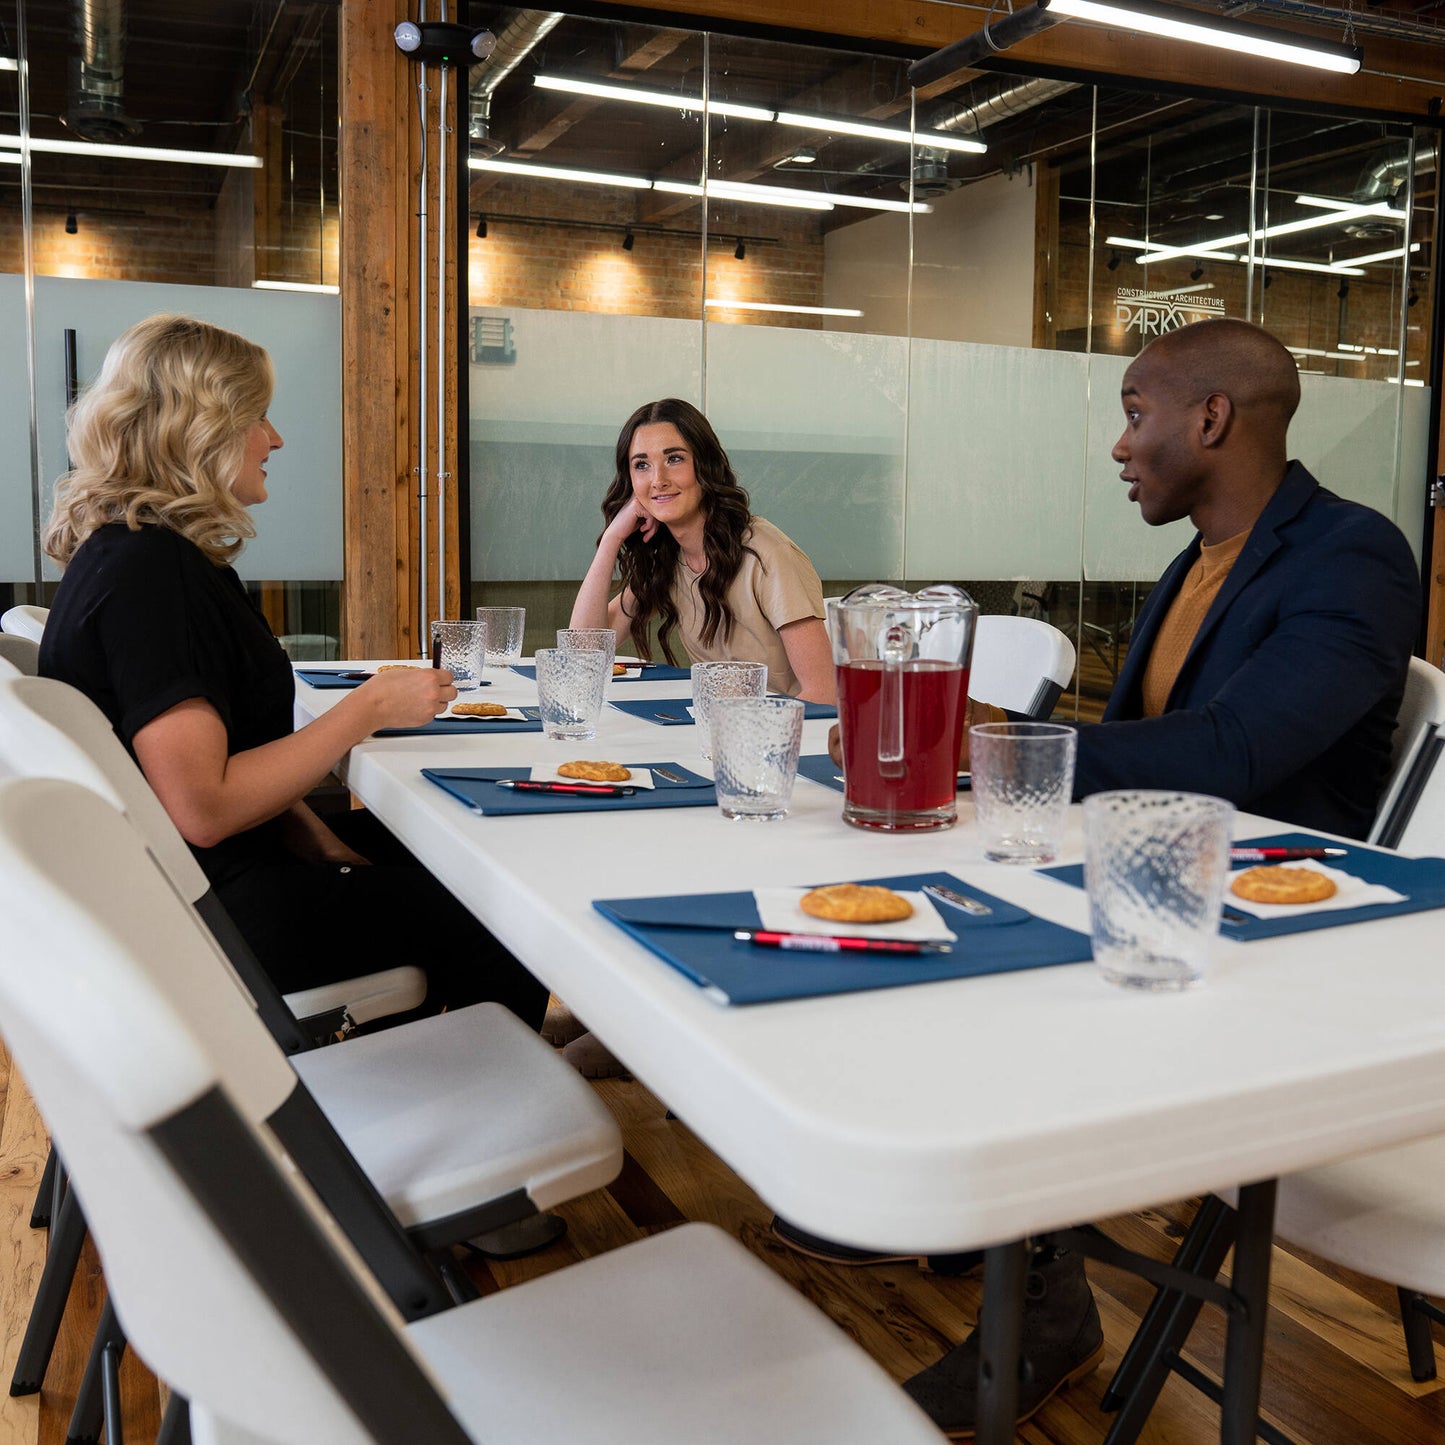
[622,229,634,251]
[1106,248,1121,272]
[64,209,77,235]
[475,215,487,239]
[1189,263,1204,281]
[1337,279,1350,300]
[734,238,746,260]
[1408,288,1419,307]
[1262,269,1273,290]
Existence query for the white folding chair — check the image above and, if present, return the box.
[0,777,945,1445]
[970,615,1077,720]
[0,675,621,1417]
[1370,657,1445,847]
[1,603,48,641]
[0,633,40,676]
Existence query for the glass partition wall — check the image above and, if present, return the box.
[465,12,1437,718]
[1,0,342,657]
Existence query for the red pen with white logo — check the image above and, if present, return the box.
[733,930,952,956]
[1230,847,1347,863]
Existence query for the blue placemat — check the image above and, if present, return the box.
[795,755,970,794]
[375,708,542,737]
[510,663,693,683]
[610,697,838,726]
[422,763,716,815]
[296,669,369,690]
[594,870,1092,1005]
[1041,831,1445,941]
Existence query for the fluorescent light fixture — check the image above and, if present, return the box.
[0,153,18,166]
[656,178,835,211]
[1239,255,1364,277]
[1106,237,1364,277]
[1046,0,1362,73]
[535,74,986,155]
[774,110,984,155]
[1334,242,1420,268]
[705,299,863,317]
[1106,202,1398,266]
[470,156,650,189]
[252,280,340,295]
[533,74,772,123]
[0,134,262,168]
[0,57,17,71]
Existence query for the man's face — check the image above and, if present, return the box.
[1111,353,1206,529]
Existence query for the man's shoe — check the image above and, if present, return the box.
[903,1248,1105,1438]
[770,1215,984,1275]
[541,998,589,1049]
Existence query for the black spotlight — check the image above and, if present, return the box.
[475,215,487,239]
[1106,248,1121,272]
[734,238,746,261]
[622,229,635,251]
[1189,262,1204,281]
[1337,279,1350,301]
[1409,288,1420,307]
[64,209,77,235]
[1262,269,1273,290]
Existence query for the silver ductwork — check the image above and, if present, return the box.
[66,0,140,142]
[468,10,564,155]
[930,76,1079,144]
[1355,145,1438,204]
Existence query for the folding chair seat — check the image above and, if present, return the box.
[0,777,945,1445]
[0,633,40,676]
[0,678,621,1423]
[970,615,1077,720]
[1369,656,1445,846]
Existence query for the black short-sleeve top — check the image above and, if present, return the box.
[38,521,296,880]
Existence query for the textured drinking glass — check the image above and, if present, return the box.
[534,646,609,740]
[1083,791,1235,991]
[557,628,617,689]
[710,697,804,821]
[475,606,526,668]
[429,620,484,690]
[691,661,768,760]
[969,722,1078,863]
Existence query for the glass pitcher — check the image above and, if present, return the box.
[828,584,977,831]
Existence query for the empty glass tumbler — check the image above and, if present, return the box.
[430,620,485,690]
[691,661,768,760]
[475,606,526,668]
[710,696,805,821]
[534,646,610,740]
[969,721,1078,863]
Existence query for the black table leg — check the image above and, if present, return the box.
[1221,1179,1277,1445]
[976,1240,1030,1445]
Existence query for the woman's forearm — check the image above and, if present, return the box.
[570,532,626,633]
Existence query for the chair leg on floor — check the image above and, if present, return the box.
[11,1186,87,1395]
[155,1393,190,1445]
[67,1298,124,1445]
[1398,1288,1439,1382]
[30,1144,58,1229]
[101,1327,126,1445]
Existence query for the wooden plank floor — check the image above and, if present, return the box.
[4,1039,1445,1445]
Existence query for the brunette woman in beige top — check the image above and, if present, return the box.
[570,398,834,703]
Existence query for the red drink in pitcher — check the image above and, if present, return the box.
[837,659,968,830]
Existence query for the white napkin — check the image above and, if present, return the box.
[754,888,957,943]
[442,706,530,721]
[529,763,655,789]
[1226,858,1406,919]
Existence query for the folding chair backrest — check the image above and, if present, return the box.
[0,779,467,1445]
[0,603,48,641]
[1371,658,1445,847]
[0,634,39,676]
[970,615,1078,719]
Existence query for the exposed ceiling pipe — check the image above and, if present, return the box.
[66,0,139,142]
[930,76,1079,140]
[468,10,563,154]
[1355,145,1439,203]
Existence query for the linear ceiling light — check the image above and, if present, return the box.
[534,74,773,122]
[1105,237,1365,276]
[471,157,650,189]
[908,0,1360,86]
[252,280,340,294]
[534,74,986,155]
[0,135,262,168]
[0,153,18,165]
[0,57,17,71]
[655,178,835,211]
[1336,242,1420,267]
[1105,202,1398,266]
[705,299,863,317]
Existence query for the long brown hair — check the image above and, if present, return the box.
[601,398,755,664]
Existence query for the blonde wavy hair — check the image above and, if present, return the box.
[44,313,274,567]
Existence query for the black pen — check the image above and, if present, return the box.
[734,930,952,956]
[495,780,636,798]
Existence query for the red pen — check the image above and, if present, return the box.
[1230,847,1347,863]
[495,780,635,797]
[733,930,952,956]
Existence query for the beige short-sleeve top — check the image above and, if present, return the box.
[670,517,825,696]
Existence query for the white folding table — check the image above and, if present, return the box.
[298,664,1445,1443]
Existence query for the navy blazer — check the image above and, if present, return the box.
[1073,462,1419,840]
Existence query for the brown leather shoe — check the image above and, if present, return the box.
[903,1248,1104,1437]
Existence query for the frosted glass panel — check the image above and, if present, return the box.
[905,343,1089,581]
[2,276,342,583]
